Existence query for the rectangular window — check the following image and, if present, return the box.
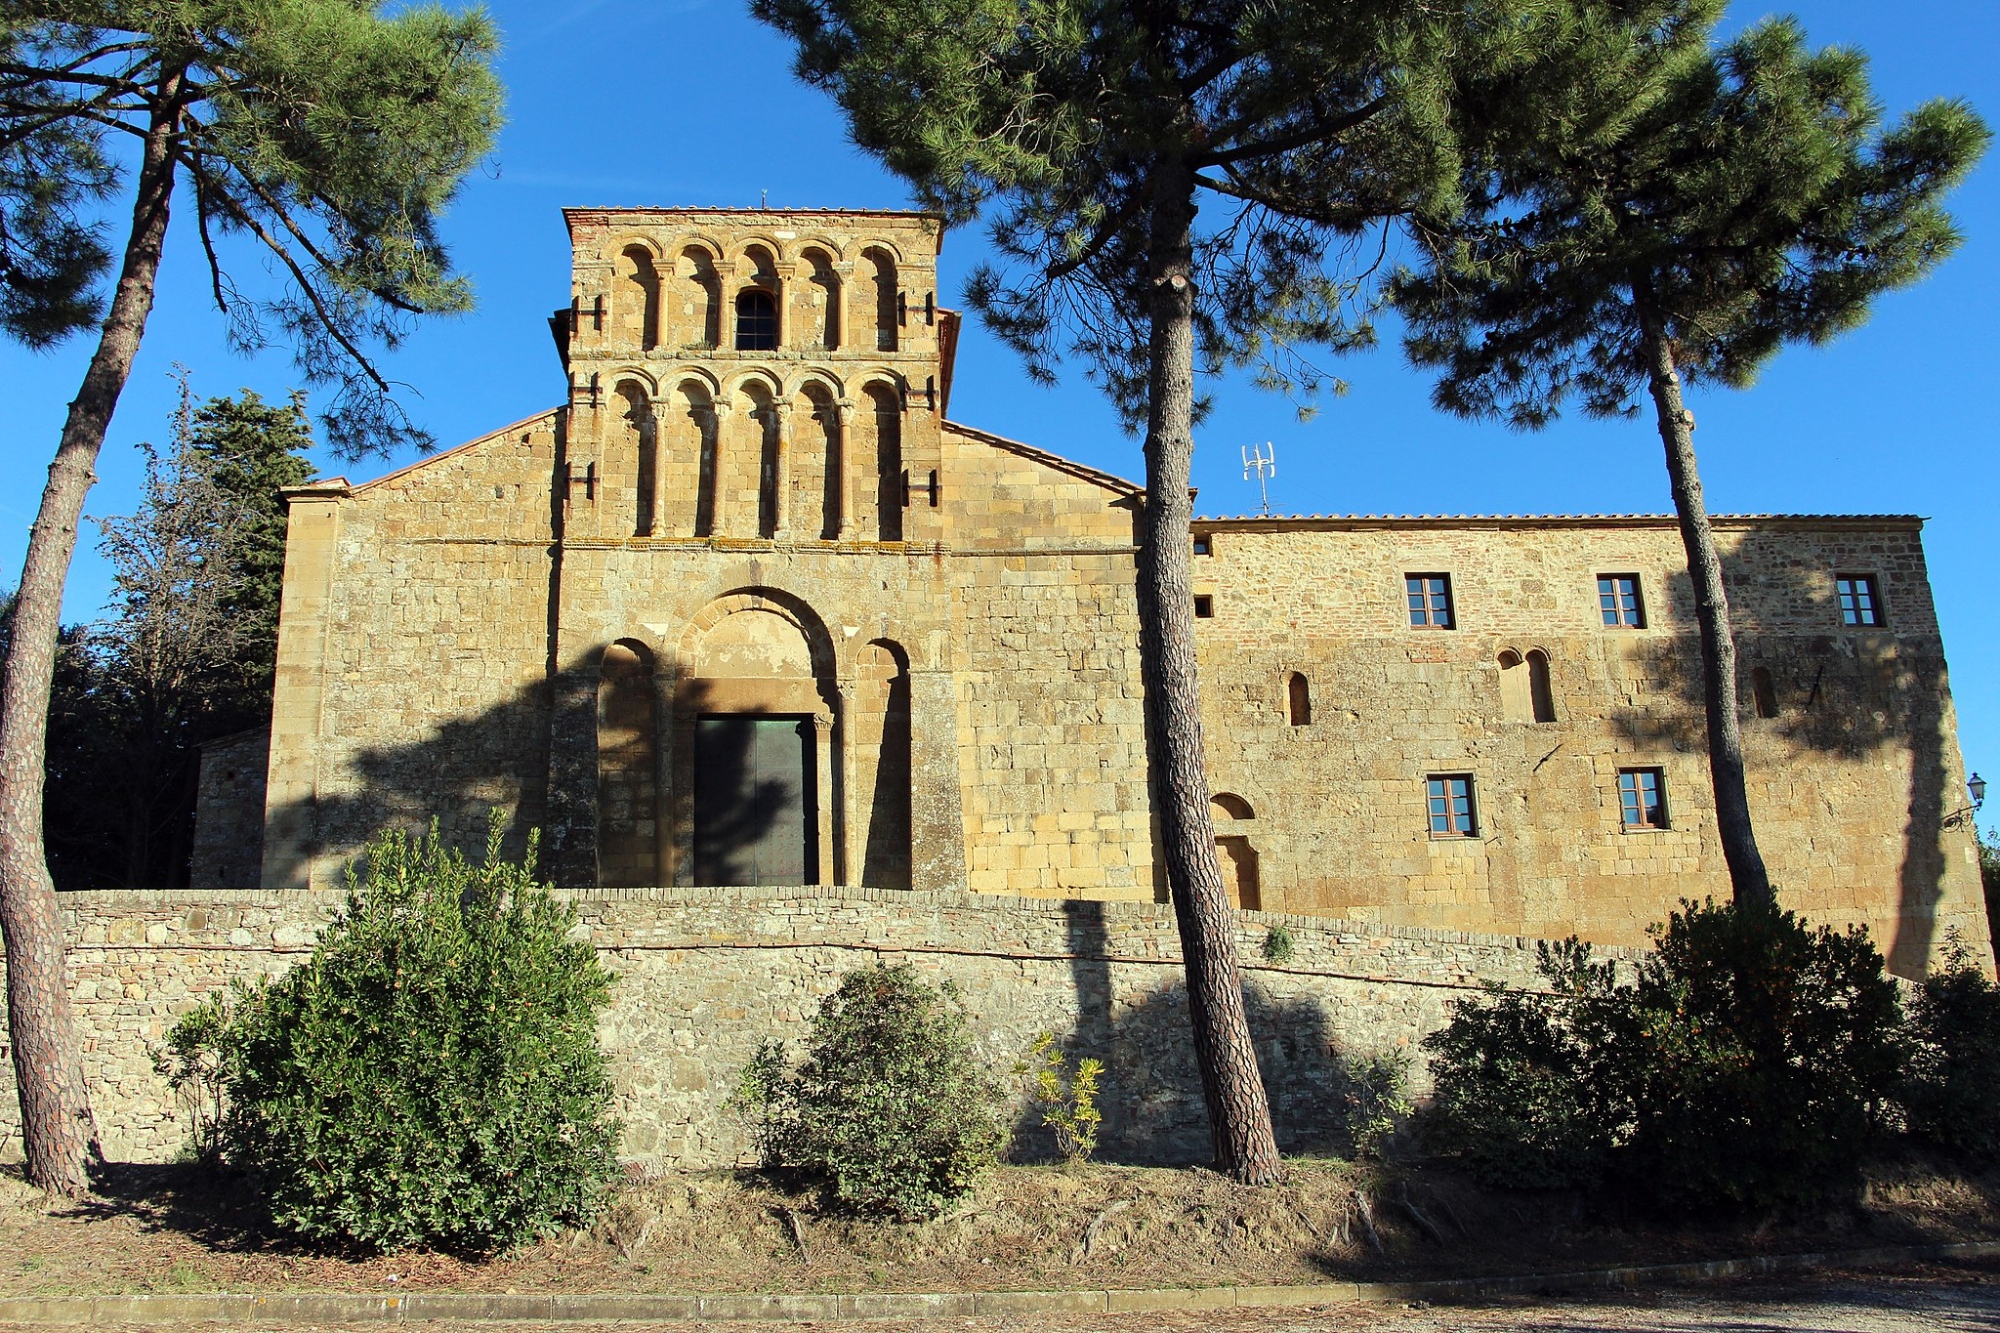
[1426,774,1478,837]
[1192,533,1212,556]
[1597,574,1645,628]
[1836,574,1883,626]
[1407,574,1455,629]
[1193,594,1214,619]
[1618,768,1667,830]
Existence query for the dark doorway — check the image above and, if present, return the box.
[693,715,816,885]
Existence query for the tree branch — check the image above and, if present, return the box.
[1192,94,1391,167]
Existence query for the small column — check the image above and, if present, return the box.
[770,401,793,538]
[648,398,674,537]
[835,397,858,541]
[774,264,796,348]
[813,712,837,886]
[837,675,858,886]
[705,399,731,536]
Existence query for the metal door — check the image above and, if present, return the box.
[693,715,815,885]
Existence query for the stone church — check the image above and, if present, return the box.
[192,206,1990,977]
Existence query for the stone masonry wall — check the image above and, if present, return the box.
[0,887,1586,1171]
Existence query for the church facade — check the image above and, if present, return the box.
[198,207,1989,977]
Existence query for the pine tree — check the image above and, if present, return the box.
[1395,16,1989,909]
[0,2,501,1197]
[752,0,1701,1183]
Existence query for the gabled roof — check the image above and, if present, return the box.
[943,420,1143,498]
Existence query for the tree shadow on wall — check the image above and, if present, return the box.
[261,660,786,890]
[1023,900,1376,1167]
[1611,549,1957,976]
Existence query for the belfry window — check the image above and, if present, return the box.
[735,289,779,351]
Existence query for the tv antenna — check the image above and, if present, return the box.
[1242,441,1277,515]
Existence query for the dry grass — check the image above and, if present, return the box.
[0,1154,1996,1300]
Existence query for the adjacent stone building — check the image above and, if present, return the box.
[197,205,1990,977]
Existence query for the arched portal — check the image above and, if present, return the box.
[674,247,721,348]
[676,596,837,887]
[802,247,840,350]
[864,248,898,351]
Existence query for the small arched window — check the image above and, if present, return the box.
[735,289,779,350]
[1752,666,1779,719]
[1500,649,1557,724]
[1286,672,1311,727]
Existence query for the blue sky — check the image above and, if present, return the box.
[3,0,1996,802]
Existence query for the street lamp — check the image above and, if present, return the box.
[1943,772,1986,829]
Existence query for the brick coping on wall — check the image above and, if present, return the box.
[51,883,1643,964]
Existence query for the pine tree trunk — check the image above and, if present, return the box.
[1635,291,1774,910]
[0,71,184,1196]
[1137,156,1283,1185]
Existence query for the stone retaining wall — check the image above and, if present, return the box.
[0,887,1621,1170]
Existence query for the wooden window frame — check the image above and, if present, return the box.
[1426,773,1478,838]
[734,288,779,351]
[1617,767,1668,831]
[1406,573,1455,629]
[1835,574,1884,627]
[1192,533,1213,556]
[1193,594,1215,619]
[1597,574,1646,628]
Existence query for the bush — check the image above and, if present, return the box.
[178,816,621,1254]
[1342,1049,1414,1161]
[1019,1032,1104,1165]
[735,963,1006,1219]
[1423,901,1904,1213]
[1903,935,2000,1162]
[1420,939,1619,1189]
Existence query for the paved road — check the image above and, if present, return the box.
[5,1268,1996,1332]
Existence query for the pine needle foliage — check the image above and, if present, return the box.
[201,816,621,1255]
[1397,15,1989,424]
[0,1,504,454]
[735,963,1007,1220]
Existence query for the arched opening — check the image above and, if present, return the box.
[802,247,840,351]
[856,639,912,890]
[864,248,898,351]
[1210,793,1261,911]
[735,289,779,351]
[675,247,721,348]
[617,382,655,536]
[1500,650,1556,723]
[799,382,842,540]
[666,380,716,539]
[734,381,780,538]
[597,640,659,888]
[1752,666,1779,719]
[617,246,661,350]
[1526,650,1556,723]
[863,382,903,541]
[1286,672,1311,727]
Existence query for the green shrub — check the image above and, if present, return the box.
[1261,924,1296,964]
[1019,1032,1104,1165]
[1423,902,1904,1212]
[151,990,234,1165]
[180,816,621,1254]
[1342,1049,1414,1161]
[1903,935,2000,1162]
[1420,939,1619,1189]
[735,963,1006,1219]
